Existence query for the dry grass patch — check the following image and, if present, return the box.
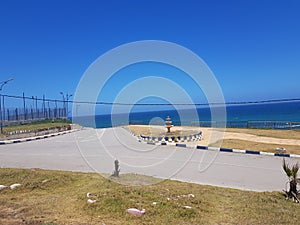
[2,119,71,134]
[219,139,300,154]
[128,125,300,154]
[126,125,200,137]
[0,119,72,141]
[1,168,300,224]
[224,128,300,140]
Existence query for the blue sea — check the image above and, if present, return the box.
[73,101,300,129]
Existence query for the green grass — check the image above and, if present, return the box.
[1,119,71,135]
[0,168,299,225]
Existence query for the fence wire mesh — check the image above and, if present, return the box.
[0,94,68,127]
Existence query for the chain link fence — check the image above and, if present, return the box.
[0,94,69,127]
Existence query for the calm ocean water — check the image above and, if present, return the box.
[73,101,300,129]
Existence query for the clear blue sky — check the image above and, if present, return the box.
[0,0,299,111]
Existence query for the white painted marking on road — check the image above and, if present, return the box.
[233,149,246,153]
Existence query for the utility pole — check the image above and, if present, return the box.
[43,95,46,118]
[66,93,73,120]
[0,78,14,133]
[60,92,72,120]
[55,100,57,118]
[35,96,38,118]
[2,95,5,122]
[60,92,65,119]
[23,92,26,120]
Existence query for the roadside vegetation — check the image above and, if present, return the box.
[212,128,300,154]
[0,119,71,139]
[128,125,300,140]
[224,127,300,140]
[1,168,300,225]
[283,159,300,202]
[128,125,300,154]
[217,139,300,154]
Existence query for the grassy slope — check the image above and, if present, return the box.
[2,119,71,133]
[0,168,299,225]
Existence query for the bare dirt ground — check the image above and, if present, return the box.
[128,125,201,136]
[127,125,300,154]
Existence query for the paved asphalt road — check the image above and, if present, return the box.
[0,127,298,191]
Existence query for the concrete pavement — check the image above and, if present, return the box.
[0,127,298,191]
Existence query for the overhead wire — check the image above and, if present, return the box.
[2,94,300,106]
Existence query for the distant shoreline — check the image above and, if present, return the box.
[72,101,300,128]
